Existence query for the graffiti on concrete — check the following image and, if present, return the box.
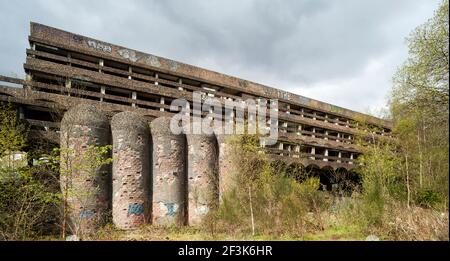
[118,49,138,63]
[79,210,94,219]
[164,202,178,217]
[146,55,161,67]
[169,60,178,71]
[87,40,112,53]
[127,203,144,215]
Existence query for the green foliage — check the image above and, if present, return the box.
[205,135,329,237]
[0,166,60,240]
[416,189,442,208]
[0,103,60,240]
[0,103,27,164]
[390,0,449,209]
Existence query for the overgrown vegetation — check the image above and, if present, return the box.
[0,0,448,241]
[203,0,449,241]
[0,102,112,240]
[204,135,330,238]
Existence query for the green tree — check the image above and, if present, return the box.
[391,0,449,208]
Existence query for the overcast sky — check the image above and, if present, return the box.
[0,0,441,114]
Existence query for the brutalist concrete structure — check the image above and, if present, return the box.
[186,134,218,225]
[111,111,151,229]
[150,117,186,226]
[60,104,111,234]
[0,22,396,230]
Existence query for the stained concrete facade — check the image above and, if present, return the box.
[150,117,187,226]
[186,134,218,225]
[111,111,151,229]
[0,22,395,231]
[60,104,111,234]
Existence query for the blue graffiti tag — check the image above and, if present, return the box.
[79,210,94,219]
[164,203,178,217]
[127,203,144,215]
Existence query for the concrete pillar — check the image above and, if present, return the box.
[294,144,300,158]
[160,97,165,112]
[311,147,316,160]
[350,153,354,164]
[131,91,137,108]
[65,78,71,96]
[186,134,218,226]
[324,149,329,162]
[325,130,329,140]
[60,104,111,235]
[337,151,342,163]
[178,78,184,91]
[312,127,316,138]
[150,117,186,226]
[99,58,103,73]
[216,134,237,201]
[111,112,151,229]
[100,86,105,102]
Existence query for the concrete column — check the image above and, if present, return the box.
[282,121,288,133]
[111,112,151,229]
[128,66,132,80]
[216,134,237,202]
[99,58,104,73]
[178,78,184,91]
[337,151,342,163]
[132,91,137,108]
[151,117,186,226]
[187,134,218,226]
[65,78,71,97]
[294,144,300,158]
[350,153,354,164]
[324,149,329,162]
[60,104,111,235]
[312,127,316,138]
[155,73,159,86]
[311,147,316,160]
[336,133,340,142]
[325,130,329,140]
[100,86,105,102]
[297,124,302,136]
[160,97,165,112]
[286,104,290,114]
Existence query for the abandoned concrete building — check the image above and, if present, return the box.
[0,23,392,230]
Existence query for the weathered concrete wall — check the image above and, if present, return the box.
[215,134,237,201]
[60,104,111,234]
[111,111,151,229]
[186,134,218,226]
[150,117,186,226]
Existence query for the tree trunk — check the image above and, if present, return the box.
[248,185,255,236]
[405,154,411,209]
